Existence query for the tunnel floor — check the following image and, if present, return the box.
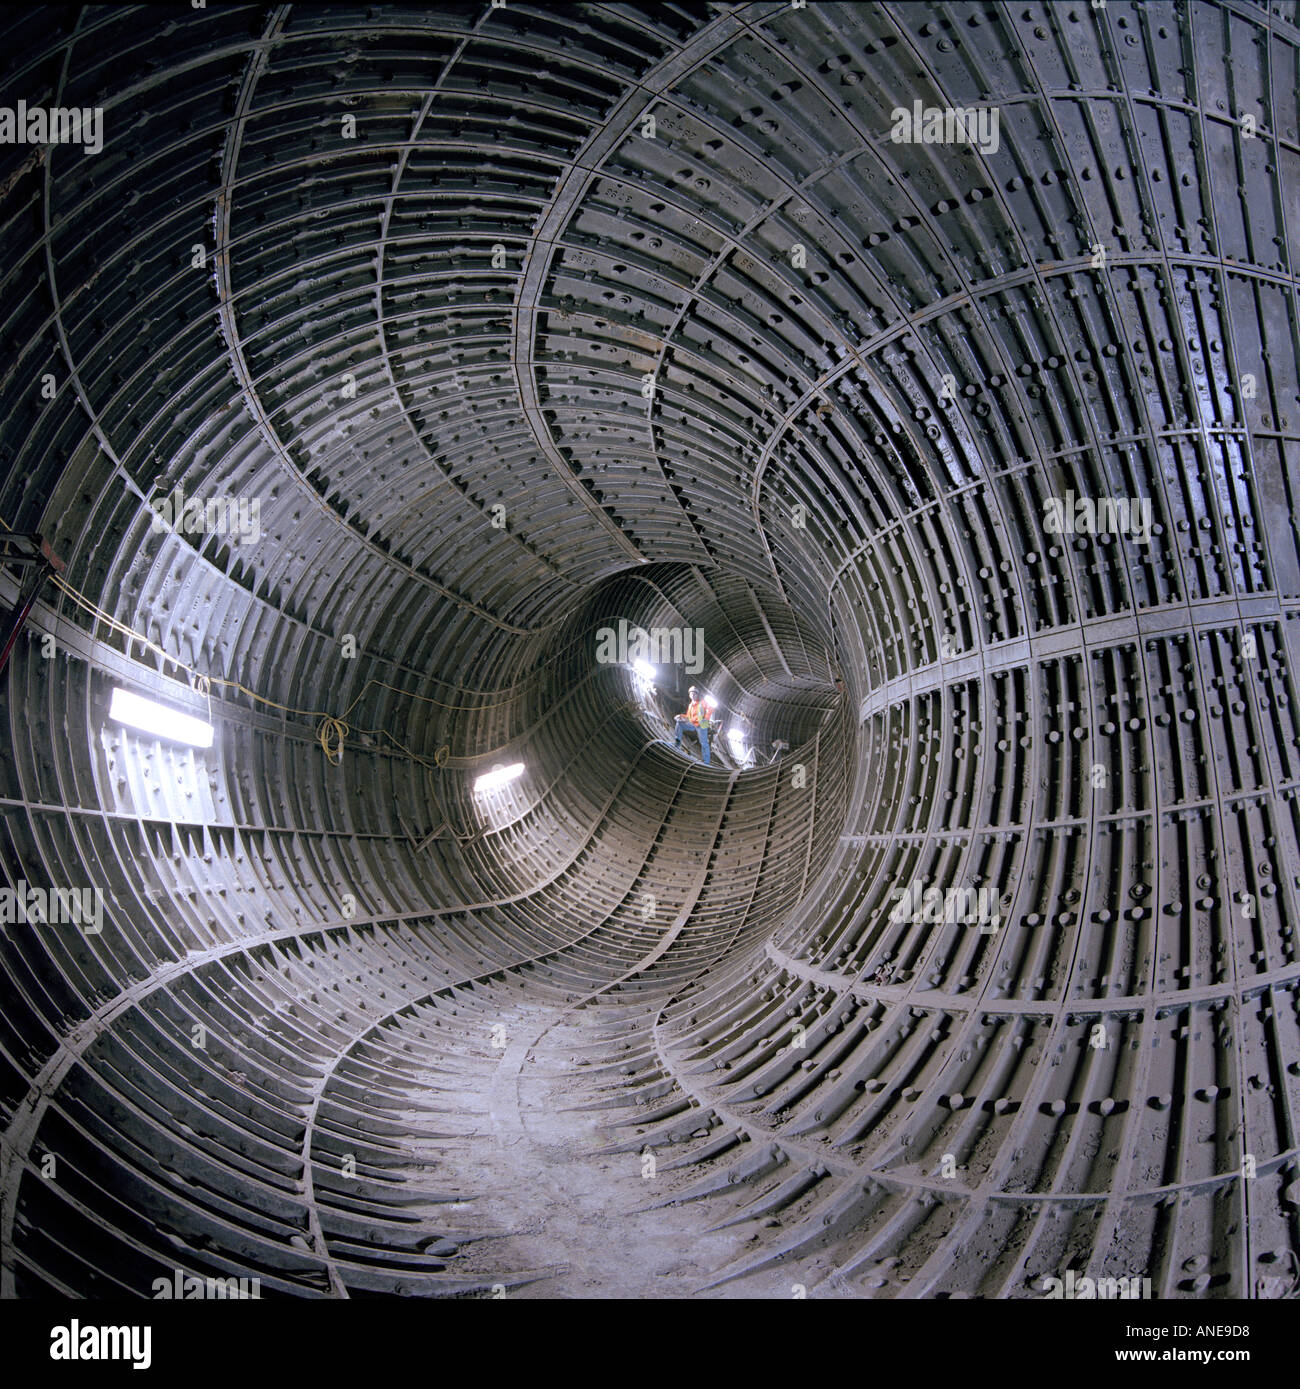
[433,1005,790,1299]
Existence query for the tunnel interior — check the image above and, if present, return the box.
[1,0,1300,1300]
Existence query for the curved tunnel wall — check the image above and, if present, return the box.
[0,0,1299,1298]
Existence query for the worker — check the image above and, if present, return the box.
[673,685,713,765]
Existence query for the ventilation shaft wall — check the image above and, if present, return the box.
[1,1,1299,1299]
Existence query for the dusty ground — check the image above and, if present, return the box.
[425,1003,797,1299]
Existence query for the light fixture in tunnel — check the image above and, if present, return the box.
[473,762,525,794]
[108,686,214,748]
[631,658,656,708]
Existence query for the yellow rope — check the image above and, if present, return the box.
[317,715,348,766]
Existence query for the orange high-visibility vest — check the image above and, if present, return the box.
[687,699,705,726]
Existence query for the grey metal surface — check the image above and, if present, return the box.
[0,0,1297,1298]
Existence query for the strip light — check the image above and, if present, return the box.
[109,687,214,748]
[474,762,525,793]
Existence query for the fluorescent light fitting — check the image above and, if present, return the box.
[474,762,525,793]
[109,687,214,748]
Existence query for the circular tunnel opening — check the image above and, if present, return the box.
[579,560,843,771]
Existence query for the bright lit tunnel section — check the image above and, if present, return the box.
[0,0,1298,1300]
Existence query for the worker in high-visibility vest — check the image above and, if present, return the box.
[673,685,713,765]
